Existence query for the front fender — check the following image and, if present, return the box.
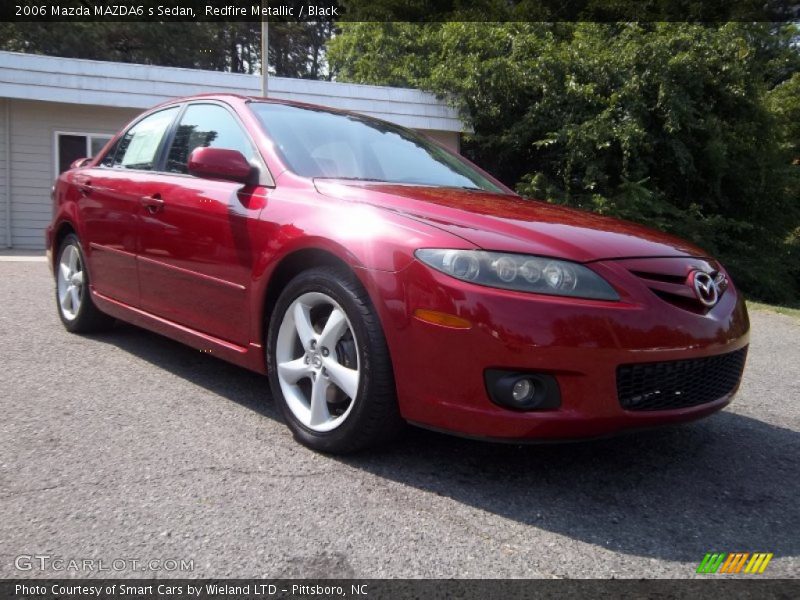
[247,187,472,350]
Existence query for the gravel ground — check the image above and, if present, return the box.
[1,260,798,579]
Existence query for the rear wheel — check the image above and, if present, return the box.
[55,233,114,333]
[267,266,403,453]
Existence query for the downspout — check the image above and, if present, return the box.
[4,99,11,248]
[261,17,269,97]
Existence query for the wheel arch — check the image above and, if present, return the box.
[260,247,364,350]
[52,220,78,271]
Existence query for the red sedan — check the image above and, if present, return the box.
[46,94,749,453]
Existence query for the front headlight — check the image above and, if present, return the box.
[415,249,620,301]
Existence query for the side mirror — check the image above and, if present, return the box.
[188,147,256,184]
[70,158,92,169]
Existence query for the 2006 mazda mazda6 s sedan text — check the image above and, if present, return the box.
[46,94,750,453]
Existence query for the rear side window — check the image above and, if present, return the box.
[113,107,178,170]
[165,104,256,174]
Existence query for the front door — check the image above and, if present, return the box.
[136,103,268,346]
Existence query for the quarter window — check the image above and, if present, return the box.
[113,107,178,171]
[166,104,256,175]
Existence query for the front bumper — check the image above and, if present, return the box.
[370,259,750,441]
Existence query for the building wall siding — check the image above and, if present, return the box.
[8,100,139,249]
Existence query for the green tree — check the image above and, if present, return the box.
[0,21,333,78]
[766,72,800,163]
[329,22,800,303]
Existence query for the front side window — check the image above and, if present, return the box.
[250,102,504,193]
[100,140,119,167]
[113,107,178,171]
[166,104,257,174]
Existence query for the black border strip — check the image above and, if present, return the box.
[2,579,800,600]
[2,0,799,23]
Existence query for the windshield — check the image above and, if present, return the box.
[251,102,504,193]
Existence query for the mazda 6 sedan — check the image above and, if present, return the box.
[46,94,750,453]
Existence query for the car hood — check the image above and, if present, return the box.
[314,180,707,263]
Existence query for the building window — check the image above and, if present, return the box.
[55,132,114,176]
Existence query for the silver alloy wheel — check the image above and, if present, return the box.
[275,292,361,432]
[57,244,84,321]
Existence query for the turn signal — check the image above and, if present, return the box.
[413,309,472,329]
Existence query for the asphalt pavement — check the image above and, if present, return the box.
[1,259,798,578]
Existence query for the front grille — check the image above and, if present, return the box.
[630,269,727,314]
[617,347,747,411]
[618,258,728,314]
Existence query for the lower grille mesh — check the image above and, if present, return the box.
[617,347,747,411]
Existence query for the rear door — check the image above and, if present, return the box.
[79,106,179,306]
[136,102,270,345]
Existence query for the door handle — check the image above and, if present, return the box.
[140,194,164,214]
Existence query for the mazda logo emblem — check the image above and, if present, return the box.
[690,271,720,307]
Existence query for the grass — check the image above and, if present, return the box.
[747,301,800,321]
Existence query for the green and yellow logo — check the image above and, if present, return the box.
[697,552,773,574]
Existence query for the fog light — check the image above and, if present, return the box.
[484,370,561,411]
[512,378,535,403]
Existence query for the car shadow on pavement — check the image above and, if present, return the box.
[93,322,800,563]
[348,416,799,563]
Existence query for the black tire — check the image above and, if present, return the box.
[55,233,114,333]
[266,266,404,453]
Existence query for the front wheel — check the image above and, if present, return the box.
[266,266,403,453]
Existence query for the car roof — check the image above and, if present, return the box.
[151,93,356,117]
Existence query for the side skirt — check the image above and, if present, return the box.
[91,288,267,374]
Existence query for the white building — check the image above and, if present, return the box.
[0,51,463,249]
